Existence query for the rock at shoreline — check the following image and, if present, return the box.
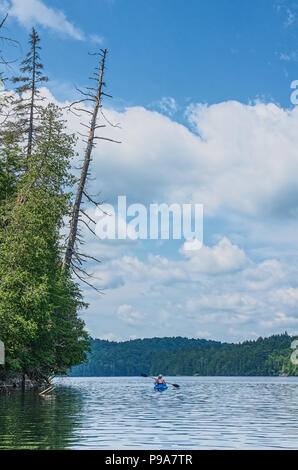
[0,372,48,392]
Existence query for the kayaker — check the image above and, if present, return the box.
[154,374,166,385]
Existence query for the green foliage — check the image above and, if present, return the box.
[0,27,90,383]
[150,333,297,376]
[69,333,297,377]
[69,336,223,377]
[0,130,21,202]
[0,99,89,378]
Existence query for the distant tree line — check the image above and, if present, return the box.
[69,333,297,377]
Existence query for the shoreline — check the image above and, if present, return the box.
[0,372,49,393]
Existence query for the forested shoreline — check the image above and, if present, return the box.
[69,333,297,377]
[0,19,106,389]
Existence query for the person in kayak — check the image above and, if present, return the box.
[154,374,166,385]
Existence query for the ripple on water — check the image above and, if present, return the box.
[0,376,298,449]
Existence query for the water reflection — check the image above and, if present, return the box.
[0,376,298,449]
[0,385,84,449]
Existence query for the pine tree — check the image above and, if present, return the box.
[0,104,89,379]
[11,28,48,158]
[0,128,22,203]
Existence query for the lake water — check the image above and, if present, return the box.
[0,376,297,449]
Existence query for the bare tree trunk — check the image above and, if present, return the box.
[63,49,108,270]
[27,32,37,158]
[0,14,8,30]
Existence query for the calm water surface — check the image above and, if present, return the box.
[0,376,297,449]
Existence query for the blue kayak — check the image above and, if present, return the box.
[154,383,168,392]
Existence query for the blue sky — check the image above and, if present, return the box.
[2,0,298,342]
[3,0,298,108]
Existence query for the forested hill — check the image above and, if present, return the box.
[69,333,297,377]
[69,337,223,377]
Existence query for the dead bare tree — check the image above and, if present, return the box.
[0,14,7,31]
[0,14,19,66]
[63,49,120,287]
[0,14,20,127]
[0,15,7,86]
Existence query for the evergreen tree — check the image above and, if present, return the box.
[11,28,48,158]
[0,125,21,203]
[0,104,89,379]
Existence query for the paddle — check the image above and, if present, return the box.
[141,373,180,388]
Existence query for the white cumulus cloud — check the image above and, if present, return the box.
[1,0,103,42]
[20,87,298,341]
[6,0,84,39]
[181,237,248,274]
[116,304,144,325]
